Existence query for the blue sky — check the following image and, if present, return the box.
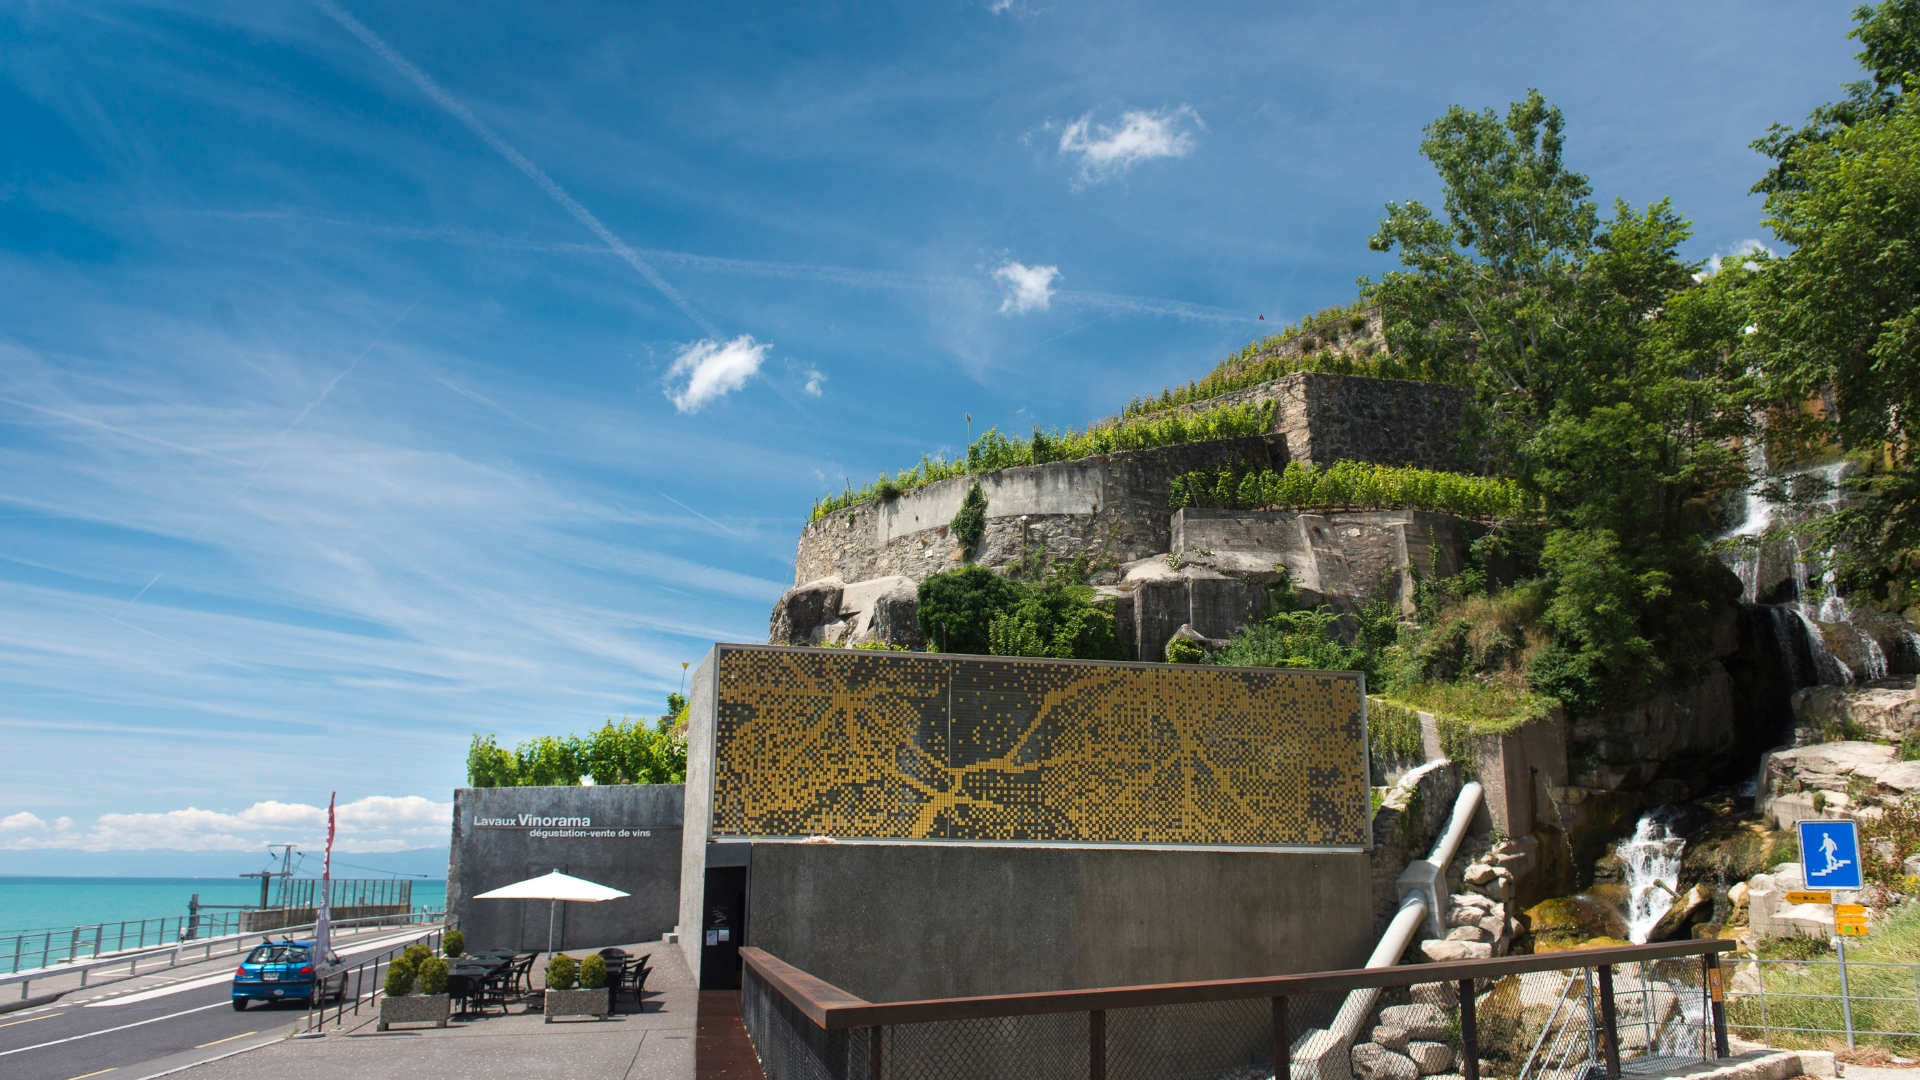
[0,0,1859,867]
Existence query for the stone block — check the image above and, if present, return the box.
[1407,1041,1454,1075]
[1446,925,1490,942]
[1352,1043,1419,1080]
[543,987,609,1021]
[1419,939,1492,962]
[1409,981,1457,1008]
[377,993,450,1030]
[1379,1004,1449,1041]
[1372,1025,1410,1053]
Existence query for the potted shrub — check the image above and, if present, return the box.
[442,928,466,958]
[543,953,609,1022]
[377,951,451,1030]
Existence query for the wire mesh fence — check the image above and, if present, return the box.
[739,942,1733,1080]
[1726,956,1920,1051]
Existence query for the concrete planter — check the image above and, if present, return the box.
[377,993,450,1030]
[543,987,609,1022]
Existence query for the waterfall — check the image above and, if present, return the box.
[1621,809,1685,944]
[1717,457,1888,687]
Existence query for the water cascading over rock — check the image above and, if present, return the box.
[1618,809,1685,944]
[1719,459,1912,690]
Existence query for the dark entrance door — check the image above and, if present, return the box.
[698,865,747,989]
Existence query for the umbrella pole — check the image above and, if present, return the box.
[548,899,557,956]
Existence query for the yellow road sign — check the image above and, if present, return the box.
[1836,914,1870,926]
[1835,904,1867,916]
[1838,924,1871,936]
[1786,890,1833,904]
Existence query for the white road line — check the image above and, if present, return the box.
[0,1001,226,1058]
[86,927,431,1007]
[85,972,235,1007]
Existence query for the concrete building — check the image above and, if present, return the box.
[678,644,1377,1002]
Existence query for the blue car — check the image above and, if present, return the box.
[231,939,346,1010]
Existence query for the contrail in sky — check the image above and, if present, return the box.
[314,0,721,339]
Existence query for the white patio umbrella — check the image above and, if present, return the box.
[473,870,630,955]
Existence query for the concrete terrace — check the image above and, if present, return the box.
[168,941,699,1080]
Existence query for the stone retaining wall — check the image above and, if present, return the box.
[794,436,1288,586]
[794,374,1483,588]
[1145,371,1482,474]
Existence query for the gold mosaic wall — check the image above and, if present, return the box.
[707,647,1367,848]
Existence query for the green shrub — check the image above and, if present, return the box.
[545,953,577,990]
[1165,636,1207,664]
[578,954,608,990]
[415,956,448,996]
[917,565,1023,654]
[466,693,690,787]
[384,956,416,997]
[441,928,465,957]
[987,583,1126,660]
[1167,459,1535,521]
[809,400,1277,522]
[1368,697,1424,761]
[402,943,433,967]
[950,482,988,554]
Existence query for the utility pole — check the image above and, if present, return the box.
[237,844,297,909]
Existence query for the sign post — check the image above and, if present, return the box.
[1799,819,1864,1048]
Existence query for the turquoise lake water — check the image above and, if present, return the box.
[0,877,447,937]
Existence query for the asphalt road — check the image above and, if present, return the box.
[0,927,432,1080]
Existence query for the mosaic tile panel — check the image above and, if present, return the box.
[708,646,1367,847]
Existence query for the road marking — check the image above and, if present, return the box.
[0,1001,226,1058]
[194,1031,256,1049]
[0,1013,54,1028]
[66,1070,116,1079]
[86,971,236,1007]
[85,927,424,1009]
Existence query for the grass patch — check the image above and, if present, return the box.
[810,399,1276,522]
[1369,697,1424,761]
[1168,459,1536,521]
[1118,300,1452,420]
[1729,900,1920,1051]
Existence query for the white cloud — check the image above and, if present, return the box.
[0,812,46,833]
[994,261,1061,314]
[662,334,769,413]
[0,796,452,854]
[801,367,826,397]
[1058,107,1201,186]
[1703,238,1777,276]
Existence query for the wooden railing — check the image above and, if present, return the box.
[740,938,1738,1080]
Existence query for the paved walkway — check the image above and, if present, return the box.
[168,941,697,1080]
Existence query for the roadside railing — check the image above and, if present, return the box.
[2,909,443,1001]
[2,912,249,974]
[302,926,443,1035]
[1727,955,1920,1051]
[1,905,446,976]
[740,939,1736,1080]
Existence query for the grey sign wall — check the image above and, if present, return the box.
[448,785,684,953]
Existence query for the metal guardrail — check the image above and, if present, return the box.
[2,909,444,1000]
[1727,955,1920,1050]
[741,939,1736,1080]
[2,898,439,976]
[301,927,443,1035]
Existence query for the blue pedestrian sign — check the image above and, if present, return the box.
[1799,819,1864,891]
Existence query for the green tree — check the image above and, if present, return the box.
[1752,0,1920,196]
[466,734,518,788]
[916,565,1022,653]
[1365,90,1754,713]
[1749,11,1920,598]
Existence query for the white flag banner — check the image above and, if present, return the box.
[314,791,335,974]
